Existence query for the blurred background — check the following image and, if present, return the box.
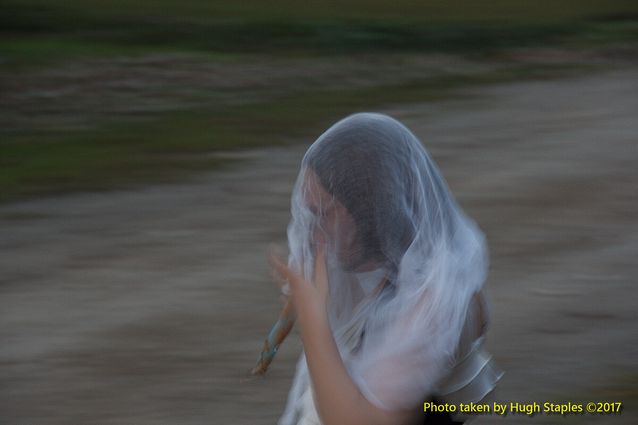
[1,1,637,424]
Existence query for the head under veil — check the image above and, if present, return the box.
[280,112,488,421]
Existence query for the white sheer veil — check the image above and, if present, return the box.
[279,112,488,422]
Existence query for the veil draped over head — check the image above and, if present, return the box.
[279,112,489,422]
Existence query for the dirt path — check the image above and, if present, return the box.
[1,67,637,424]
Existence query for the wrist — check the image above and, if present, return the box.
[296,296,330,340]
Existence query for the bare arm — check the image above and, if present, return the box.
[270,250,415,425]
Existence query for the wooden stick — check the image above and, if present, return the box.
[251,298,296,375]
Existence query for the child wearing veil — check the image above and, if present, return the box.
[270,112,503,425]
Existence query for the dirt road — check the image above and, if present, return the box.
[1,67,637,424]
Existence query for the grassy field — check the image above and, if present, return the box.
[2,2,638,64]
[4,0,638,23]
[2,1,638,203]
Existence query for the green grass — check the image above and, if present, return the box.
[2,1,637,203]
[0,37,162,67]
[2,2,638,66]
[0,63,592,203]
[4,0,638,23]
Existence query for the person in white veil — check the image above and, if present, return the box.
[270,112,503,425]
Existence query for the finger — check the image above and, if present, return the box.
[268,243,287,261]
[270,266,288,290]
[268,252,291,281]
[267,244,287,279]
[313,247,329,298]
[314,247,326,280]
[269,253,304,288]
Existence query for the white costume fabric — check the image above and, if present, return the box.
[278,113,503,424]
